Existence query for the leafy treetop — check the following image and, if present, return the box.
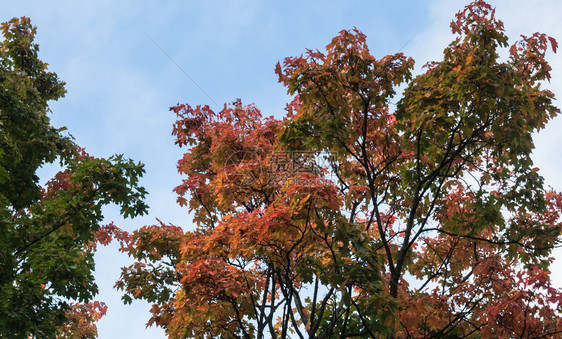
[116,1,562,338]
[0,17,148,338]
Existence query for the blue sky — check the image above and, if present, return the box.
[2,1,561,337]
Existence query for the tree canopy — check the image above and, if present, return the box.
[116,1,562,338]
[3,0,562,338]
[0,17,148,338]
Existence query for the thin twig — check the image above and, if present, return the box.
[146,33,221,109]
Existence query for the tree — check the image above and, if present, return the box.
[117,1,562,337]
[0,17,148,337]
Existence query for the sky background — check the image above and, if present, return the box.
[1,1,561,337]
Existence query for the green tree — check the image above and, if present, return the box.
[0,17,148,338]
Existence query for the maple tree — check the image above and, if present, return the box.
[117,1,562,338]
[0,17,148,337]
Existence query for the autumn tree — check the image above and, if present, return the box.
[0,17,148,337]
[117,1,562,338]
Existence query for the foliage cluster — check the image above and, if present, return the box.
[0,17,147,338]
[116,1,562,338]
